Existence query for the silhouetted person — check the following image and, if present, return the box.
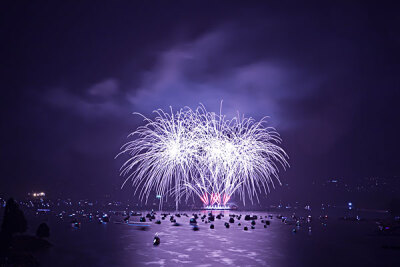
[36,223,50,239]
[1,198,27,235]
[0,198,27,256]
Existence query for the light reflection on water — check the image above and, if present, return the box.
[31,210,399,267]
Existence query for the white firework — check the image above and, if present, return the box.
[117,104,289,209]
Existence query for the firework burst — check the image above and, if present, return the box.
[117,104,289,209]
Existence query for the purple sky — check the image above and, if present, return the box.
[1,1,399,202]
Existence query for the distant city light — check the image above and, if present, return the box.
[37,208,50,212]
[31,192,46,197]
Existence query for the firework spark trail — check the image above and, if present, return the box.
[117,104,289,209]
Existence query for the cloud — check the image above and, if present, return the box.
[45,27,308,130]
[88,79,119,97]
[126,27,321,131]
[44,25,354,154]
[44,79,124,118]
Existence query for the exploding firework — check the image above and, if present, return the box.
[117,104,289,209]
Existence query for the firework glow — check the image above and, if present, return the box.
[117,104,289,209]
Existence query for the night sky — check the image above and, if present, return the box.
[1,1,399,202]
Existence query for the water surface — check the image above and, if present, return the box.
[29,210,400,267]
